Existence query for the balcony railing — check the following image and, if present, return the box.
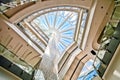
[0,43,35,80]
[93,22,120,78]
[93,0,120,77]
[0,0,37,18]
[0,43,46,80]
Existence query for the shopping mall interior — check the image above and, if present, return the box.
[0,0,120,80]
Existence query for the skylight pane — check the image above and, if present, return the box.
[62,30,74,36]
[49,13,55,26]
[59,21,71,30]
[57,43,64,53]
[77,10,88,48]
[61,38,72,45]
[39,16,48,28]
[63,11,71,18]
[77,59,97,80]
[55,16,64,28]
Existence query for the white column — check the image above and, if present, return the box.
[39,33,60,80]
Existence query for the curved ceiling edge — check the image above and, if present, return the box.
[9,0,93,23]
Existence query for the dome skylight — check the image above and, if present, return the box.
[17,6,88,80]
[18,6,88,55]
[32,9,78,53]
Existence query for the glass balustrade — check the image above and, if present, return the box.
[93,21,120,78]
[0,0,38,13]
[0,43,34,75]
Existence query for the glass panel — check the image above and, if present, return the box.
[0,0,38,12]
[19,23,46,51]
[78,59,98,80]
[97,50,106,59]
[94,57,101,70]
[31,21,49,42]
[77,10,88,47]
[0,44,34,75]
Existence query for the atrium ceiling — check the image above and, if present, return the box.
[0,0,117,80]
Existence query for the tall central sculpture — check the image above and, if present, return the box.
[40,31,60,80]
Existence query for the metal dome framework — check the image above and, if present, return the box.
[17,6,89,80]
[20,6,88,55]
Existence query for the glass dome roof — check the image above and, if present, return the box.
[19,6,88,55]
[32,9,78,53]
[17,6,88,80]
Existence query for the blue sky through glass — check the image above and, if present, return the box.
[77,59,98,80]
[32,10,78,54]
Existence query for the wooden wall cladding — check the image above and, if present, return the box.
[0,22,41,68]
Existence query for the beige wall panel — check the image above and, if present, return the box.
[71,62,84,80]
[27,56,41,67]
[85,0,114,51]
[0,18,41,67]
[63,57,79,80]
[103,45,120,80]
[92,0,114,50]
